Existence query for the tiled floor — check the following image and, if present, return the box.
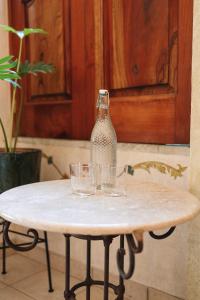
[0,254,128,300]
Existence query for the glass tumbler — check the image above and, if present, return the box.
[69,163,96,196]
[101,165,126,197]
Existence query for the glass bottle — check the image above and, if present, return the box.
[90,89,117,189]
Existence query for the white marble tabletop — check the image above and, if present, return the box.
[0,179,199,235]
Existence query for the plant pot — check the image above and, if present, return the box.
[0,148,42,194]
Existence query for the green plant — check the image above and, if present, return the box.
[0,25,55,153]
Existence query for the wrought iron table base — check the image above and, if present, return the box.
[2,220,176,300]
[63,227,175,300]
[64,235,122,300]
[63,234,143,300]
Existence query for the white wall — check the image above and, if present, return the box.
[187,0,200,299]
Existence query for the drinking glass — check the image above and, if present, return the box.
[69,163,96,196]
[100,165,126,197]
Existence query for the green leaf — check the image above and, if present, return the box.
[0,55,14,64]
[0,73,18,79]
[23,28,47,37]
[0,61,17,70]
[0,24,47,39]
[19,60,55,77]
[0,56,19,81]
[0,24,18,35]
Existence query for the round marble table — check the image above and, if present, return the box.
[0,179,199,300]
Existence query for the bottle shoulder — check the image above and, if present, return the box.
[91,119,117,141]
[92,117,116,130]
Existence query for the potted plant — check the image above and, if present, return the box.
[0,25,54,193]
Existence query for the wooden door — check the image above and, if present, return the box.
[8,0,193,144]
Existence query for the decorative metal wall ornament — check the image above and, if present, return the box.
[115,161,187,181]
[127,161,187,179]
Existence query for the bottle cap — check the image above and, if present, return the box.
[99,89,108,95]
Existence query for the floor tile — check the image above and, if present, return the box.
[13,269,81,300]
[0,280,6,290]
[148,287,182,300]
[0,254,45,285]
[76,286,129,300]
[76,286,111,300]
[92,266,147,300]
[125,280,147,300]
[0,286,33,300]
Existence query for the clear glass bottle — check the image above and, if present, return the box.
[90,89,117,189]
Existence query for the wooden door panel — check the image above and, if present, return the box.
[27,0,69,97]
[24,0,71,102]
[111,95,175,143]
[20,104,72,138]
[104,0,169,89]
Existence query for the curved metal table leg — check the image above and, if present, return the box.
[3,221,39,251]
[117,232,143,280]
[149,227,176,240]
[1,221,6,274]
[44,231,54,292]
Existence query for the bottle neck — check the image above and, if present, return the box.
[96,93,110,119]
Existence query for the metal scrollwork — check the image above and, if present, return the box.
[117,233,143,280]
[3,221,39,252]
[149,226,176,240]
